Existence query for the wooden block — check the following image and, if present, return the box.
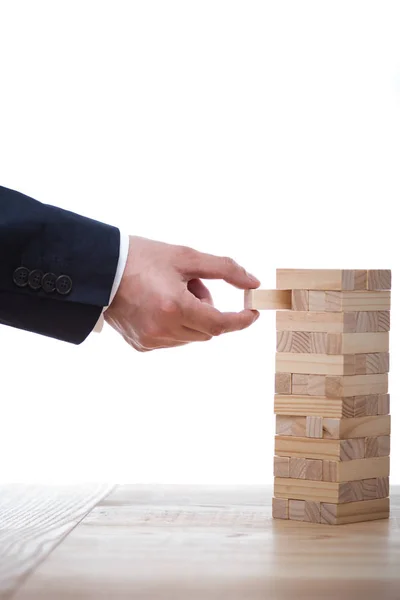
[338,480,365,502]
[291,290,309,311]
[276,331,327,353]
[364,394,379,415]
[365,435,390,458]
[334,457,390,482]
[275,436,342,461]
[309,290,391,312]
[276,311,349,333]
[275,373,292,395]
[304,501,321,523]
[272,497,289,519]
[289,458,323,481]
[244,289,292,310]
[276,477,388,504]
[288,499,306,521]
[276,353,355,376]
[353,396,368,417]
[355,353,390,375]
[276,415,307,436]
[326,332,389,354]
[305,459,323,481]
[291,374,325,396]
[325,374,388,397]
[322,461,338,482]
[306,416,323,438]
[289,458,307,479]
[340,438,365,461]
[274,456,290,478]
[377,476,390,498]
[322,416,390,440]
[274,394,354,418]
[276,269,367,291]
[367,270,391,290]
[354,311,390,332]
[321,498,390,525]
[275,478,340,503]
[378,393,390,415]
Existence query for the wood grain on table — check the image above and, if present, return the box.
[5,485,400,600]
[0,484,113,600]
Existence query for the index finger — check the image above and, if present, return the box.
[180,249,260,290]
[182,293,259,336]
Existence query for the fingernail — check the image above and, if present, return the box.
[253,311,260,321]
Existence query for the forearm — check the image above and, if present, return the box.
[0,185,120,343]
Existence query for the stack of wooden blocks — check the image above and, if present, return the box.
[245,269,391,525]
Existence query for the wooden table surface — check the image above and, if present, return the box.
[1,485,399,600]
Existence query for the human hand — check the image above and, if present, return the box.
[105,236,260,351]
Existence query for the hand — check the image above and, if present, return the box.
[105,236,260,351]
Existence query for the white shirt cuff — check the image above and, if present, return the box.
[93,232,130,333]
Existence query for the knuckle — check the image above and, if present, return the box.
[176,244,195,261]
[210,323,225,337]
[160,298,180,316]
[222,256,237,270]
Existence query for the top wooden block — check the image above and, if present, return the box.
[276,270,391,291]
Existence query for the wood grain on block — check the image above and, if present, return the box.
[291,290,309,311]
[322,461,338,482]
[377,476,390,498]
[355,353,390,375]
[378,393,390,415]
[289,458,323,481]
[364,394,379,416]
[276,353,355,376]
[275,436,342,461]
[276,269,367,291]
[333,457,390,483]
[325,374,388,398]
[326,332,389,354]
[288,499,306,521]
[274,394,352,418]
[275,373,292,395]
[340,439,365,461]
[304,501,321,523]
[244,289,292,310]
[291,374,325,396]
[276,311,350,333]
[365,435,390,458]
[367,270,391,290]
[321,498,390,525]
[305,459,323,481]
[322,416,390,440]
[354,310,391,332]
[276,331,326,353]
[272,497,288,519]
[289,458,307,479]
[309,290,391,312]
[306,417,323,438]
[274,456,290,478]
[276,415,306,437]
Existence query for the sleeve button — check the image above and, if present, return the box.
[42,273,57,293]
[28,269,44,290]
[13,267,30,287]
[56,275,73,295]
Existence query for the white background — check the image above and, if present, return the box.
[0,0,399,484]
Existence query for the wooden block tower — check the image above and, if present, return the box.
[245,269,391,525]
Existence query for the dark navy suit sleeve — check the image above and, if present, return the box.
[0,185,120,344]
